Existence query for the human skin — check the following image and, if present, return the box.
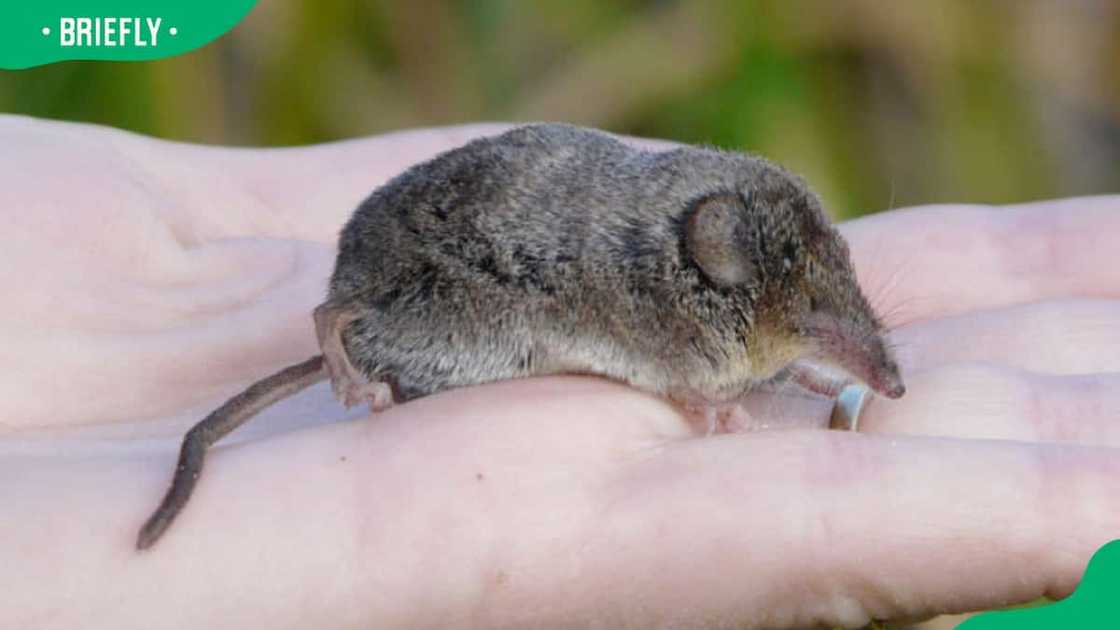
[1,114,1117,629]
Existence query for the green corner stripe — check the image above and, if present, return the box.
[1,1,258,69]
[959,539,1120,629]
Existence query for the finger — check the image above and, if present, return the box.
[891,298,1120,376]
[0,117,337,430]
[609,430,1119,628]
[0,240,332,432]
[0,377,688,630]
[860,363,1120,446]
[204,125,676,244]
[139,124,514,246]
[6,378,1116,629]
[138,123,675,245]
[225,124,518,243]
[841,196,1120,326]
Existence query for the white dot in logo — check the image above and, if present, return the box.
[169,27,178,36]
[41,27,50,36]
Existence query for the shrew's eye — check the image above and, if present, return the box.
[781,241,796,271]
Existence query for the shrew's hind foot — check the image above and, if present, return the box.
[313,302,397,411]
[680,402,755,436]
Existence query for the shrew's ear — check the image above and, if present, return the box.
[685,192,757,287]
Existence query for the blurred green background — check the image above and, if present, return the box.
[2,0,1118,218]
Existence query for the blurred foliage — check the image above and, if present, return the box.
[1,0,1118,218]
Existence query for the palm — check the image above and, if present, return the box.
[2,115,1117,629]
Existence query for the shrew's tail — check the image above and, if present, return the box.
[136,355,326,551]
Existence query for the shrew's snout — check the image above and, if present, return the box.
[802,314,906,399]
[869,356,906,399]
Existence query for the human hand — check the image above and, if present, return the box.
[2,115,1117,629]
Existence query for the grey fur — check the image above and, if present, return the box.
[327,123,902,404]
[136,123,905,550]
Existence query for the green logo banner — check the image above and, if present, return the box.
[959,539,1120,629]
[0,1,259,69]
